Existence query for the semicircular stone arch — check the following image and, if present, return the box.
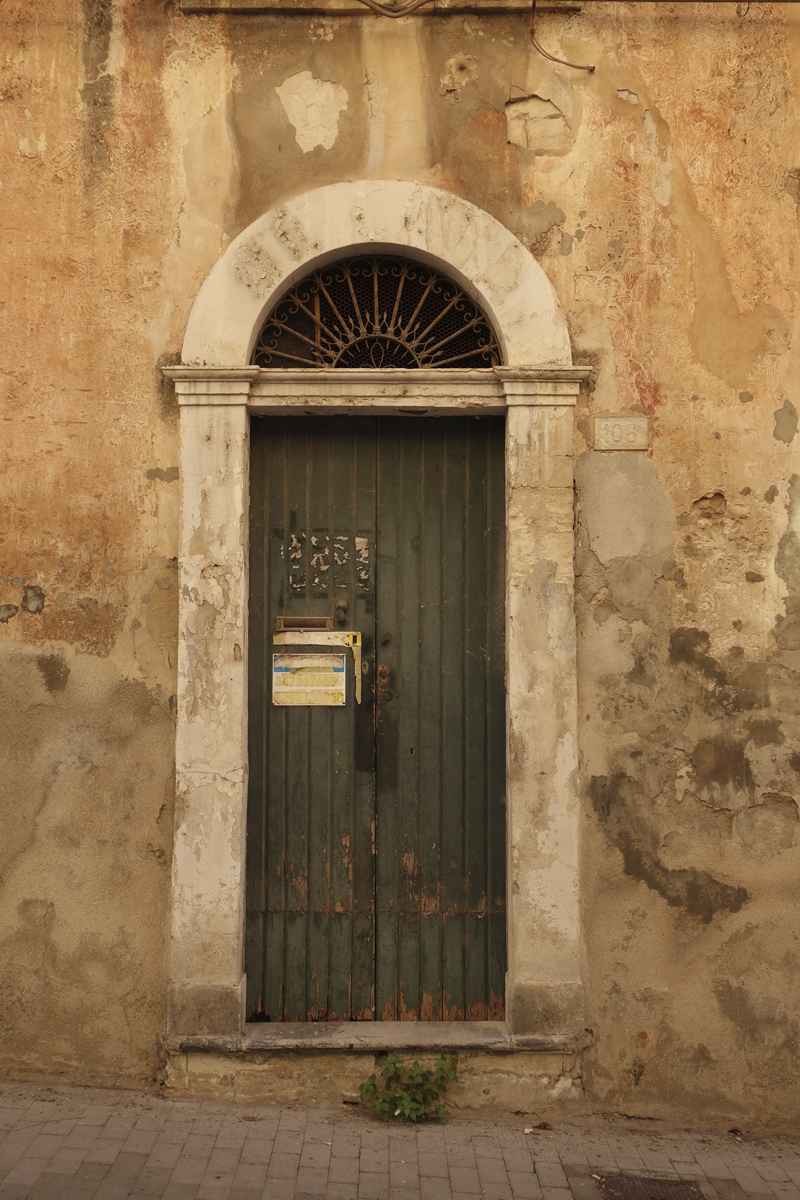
[181,181,573,369]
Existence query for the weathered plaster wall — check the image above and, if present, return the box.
[1,0,799,1119]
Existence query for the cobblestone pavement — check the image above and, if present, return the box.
[1,1081,799,1200]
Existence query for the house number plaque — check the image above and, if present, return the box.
[593,414,649,451]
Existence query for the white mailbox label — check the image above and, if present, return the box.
[593,415,649,450]
[273,653,346,706]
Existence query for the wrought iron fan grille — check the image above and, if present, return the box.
[252,255,502,370]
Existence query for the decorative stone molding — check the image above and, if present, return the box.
[165,181,590,1041]
[181,181,572,371]
[180,0,581,14]
[163,368,258,1037]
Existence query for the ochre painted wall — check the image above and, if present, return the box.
[0,0,798,1119]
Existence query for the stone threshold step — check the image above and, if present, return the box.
[173,1022,573,1055]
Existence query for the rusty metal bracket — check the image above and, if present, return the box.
[273,630,363,702]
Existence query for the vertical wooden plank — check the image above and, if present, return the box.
[440,419,467,1019]
[266,420,291,1019]
[375,417,400,1020]
[245,418,269,1018]
[419,421,444,1020]
[281,421,312,1020]
[396,421,423,1019]
[305,424,333,1016]
[352,418,377,1018]
[328,422,355,1021]
[486,419,508,1018]
[464,421,490,1019]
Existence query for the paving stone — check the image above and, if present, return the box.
[295,1165,330,1192]
[332,1157,362,1183]
[159,1186,199,1200]
[358,1171,391,1198]
[509,1169,546,1197]
[727,1165,776,1195]
[389,1162,420,1187]
[266,1150,301,1179]
[478,1157,512,1184]
[169,1155,211,1185]
[325,1184,359,1200]
[420,1178,453,1200]
[259,1179,295,1200]
[301,1143,332,1169]
[418,1151,449,1177]
[449,1164,482,1193]
[536,1162,571,1188]
[563,1172,602,1200]
[196,1171,238,1200]
[2,1157,50,1187]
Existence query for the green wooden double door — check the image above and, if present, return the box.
[246,416,506,1022]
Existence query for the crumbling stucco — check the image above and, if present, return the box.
[275,70,348,152]
[1,0,799,1125]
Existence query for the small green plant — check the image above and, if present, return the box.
[359,1053,458,1123]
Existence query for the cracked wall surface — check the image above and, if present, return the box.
[1,0,799,1121]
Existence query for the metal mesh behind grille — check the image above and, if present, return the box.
[252,255,502,369]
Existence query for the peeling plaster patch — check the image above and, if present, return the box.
[774,475,800,652]
[309,18,333,41]
[734,795,798,853]
[0,605,18,623]
[618,89,639,105]
[439,54,478,101]
[232,238,280,299]
[275,71,348,153]
[21,586,44,615]
[740,391,754,404]
[714,980,798,1046]
[773,399,798,444]
[505,96,573,156]
[692,738,755,811]
[146,466,179,482]
[36,654,70,694]
[517,200,565,242]
[270,207,318,263]
[575,453,676,567]
[786,169,800,211]
[590,773,749,923]
[643,109,673,207]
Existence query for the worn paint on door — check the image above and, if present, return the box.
[246,416,506,1021]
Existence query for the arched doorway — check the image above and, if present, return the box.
[164,181,588,1047]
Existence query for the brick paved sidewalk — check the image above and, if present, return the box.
[1,1081,799,1200]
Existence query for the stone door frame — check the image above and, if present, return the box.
[163,181,589,1042]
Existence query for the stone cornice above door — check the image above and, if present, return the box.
[162,365,592,414]
[180,0,581,13]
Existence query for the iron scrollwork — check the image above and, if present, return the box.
[252,256,502,370]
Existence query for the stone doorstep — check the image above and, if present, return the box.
[170,1022,576,1055]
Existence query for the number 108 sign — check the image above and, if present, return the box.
[593,415,649,450]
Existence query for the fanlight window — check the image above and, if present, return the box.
[252,255,502,369]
